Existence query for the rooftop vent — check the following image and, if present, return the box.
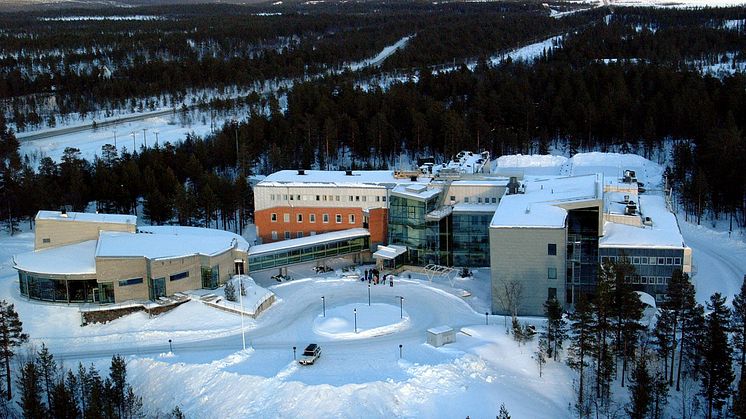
[345,170,353,176]
[643,217,653,226]
[410,175,418,182]
[60,209,68,218]
[297,169,305,175]
[507,177,520,195]
[624,204,637,216]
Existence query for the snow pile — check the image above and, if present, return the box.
[216,275,274,315]
[313,302,409,339]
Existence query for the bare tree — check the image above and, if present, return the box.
[495,279,524,324]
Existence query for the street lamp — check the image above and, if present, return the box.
[485,312,489,325]
[399,344,403,359]
[168,339,173,353]
[321,296,326,317]
[131,132,136,150]
[239,278,246,350]
[354,308,357,333]
[293,346,296,360]
[368,283,371,306]
[399,296,404,319]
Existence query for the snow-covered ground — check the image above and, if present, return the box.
[1,151,745,416]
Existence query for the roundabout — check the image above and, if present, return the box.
[313,302,410,339]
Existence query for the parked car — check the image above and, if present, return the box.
[299,343,321,365]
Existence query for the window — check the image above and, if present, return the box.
[271,213,277,222]
[310,214,316,223]
[289,195,294,201]
[355,196,360,202]
[477,197,482,203]
[548,243,557,256]
[323,195,328,201]
[674,257,681,265]
[666,257,673,265]
[665,277,671,284]
[271,231,278,240]
[296,195,301,201]
[633,257,640,264]
[376,196,380,202]
[283,194,288,201]
[270,194,275,200]
[349,214,355,224]
[450,195,456,202]
[349,196,354,201]
[548,268,557,280]
[336,214,342,223]
[316,195,320,201]
[382,196,386,202]
[464,197,469,203]
[641,257,649,264]
[283,213,290,223]
[284,231,291,239]
[640,277,647,284]
[362,196,366,202]
[42,238,50,243]
[297,214,303,223]
[656,257,664,265]
[649,257,656,265]
[323,214,329,223]
[297,232,303,238]
[118,278,143,287]
[492,197,497,203]
[601,256,608,264]
[170,271,189,281]
[335,196,340,201]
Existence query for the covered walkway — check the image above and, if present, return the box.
[247,228,370,272]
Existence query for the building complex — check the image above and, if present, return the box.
[14,151,691,316]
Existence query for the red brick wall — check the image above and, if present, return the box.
[255,207,365,243]
[368,207,388,245]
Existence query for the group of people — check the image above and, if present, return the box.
[362,268,394,287]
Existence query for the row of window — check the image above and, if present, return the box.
[170,271,189,281]
[624,276,671,286]
[269,194,386,203]
[452,196,499,204]
[601,255,682,266]
[271,213,355,224]
[118,277,143,287]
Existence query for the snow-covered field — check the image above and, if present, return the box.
[1,151,745,416]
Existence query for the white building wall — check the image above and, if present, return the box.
[254,185,389,211]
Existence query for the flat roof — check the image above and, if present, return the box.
[391,183,440,201]
[14,240,97,275]
[257,170,403,187]
[248,228,370,257]
[97,226,248,259]
[490,174,602,228]
[600,195,686,249]
[373,244,407,260]
[452,203,500,213]
[36,210,137,225]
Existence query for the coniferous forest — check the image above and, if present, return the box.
[0,3,744,233]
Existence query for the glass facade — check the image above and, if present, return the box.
[599,247,685,300]
[388,194,452,265]
[18,272,99,303]
[452,212,492,267]
[565,208,600,304]
[248,237,368,271]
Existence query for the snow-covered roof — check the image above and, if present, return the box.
[440,150,490,174]
[495,154,568,176]
[257,170,402,187]
[36,210,137,225]
[391,184,441,201]
[373,244,407,260]
[600,195,686,249]
[14,240,97,275]
[249,228,370,257]
[427,325,454,334]
[490,174,602,228]
[97,227,247,260]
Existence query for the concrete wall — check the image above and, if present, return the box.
[35,218,135,250]
[96,257,149,301]
[254,185,388,211]
[490,226,567,316]
[444,183,505,205]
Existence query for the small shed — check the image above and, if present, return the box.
[427,326,455,347]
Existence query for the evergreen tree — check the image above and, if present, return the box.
[734,373,746,419]
[700,293,734,419]
[626,356,652,419]
[543,297,567,361]
[497,403,511,419]
[225,280,237,302]
[17,360,46,418]
[171,405,186,419]
[0,300,27,400]
[650,371,669,419]
[567,296,594,418]
[733,275,746,373]
[110,354,127,417]
[36,343,57,410]
[653,309,674,379]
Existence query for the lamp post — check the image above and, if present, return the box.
[154,130,159,147]
[321,296,326,317]
[485,312,489,325]
[354,308,357,333]
[399,296,404,319]
[368,283,371,306]
[131,132,136,150]
[293,346,296,360]
[113,129,117,148]
[399,344,403,359]
[168,339,173,353]
[239,278,246,350]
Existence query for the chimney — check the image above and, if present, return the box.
[297,169,305,175]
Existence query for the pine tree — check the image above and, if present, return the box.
[17,360,46,418]
[497,403,511,419]
[732,275,746,373]
[225,280,237,302]
[0,300,28,400]
[652,309,674,378]
[171,405,186,419]
[36,343,57,410]
[543,297,567,361]
[733,373,746,419]
[536,338,548,377]
[650,371,669,419]
[567,296,594,418]
[700,293,734,419]
[110,354,127,417]
[626,356,652,419]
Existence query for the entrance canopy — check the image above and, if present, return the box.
[373,245,407,260]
